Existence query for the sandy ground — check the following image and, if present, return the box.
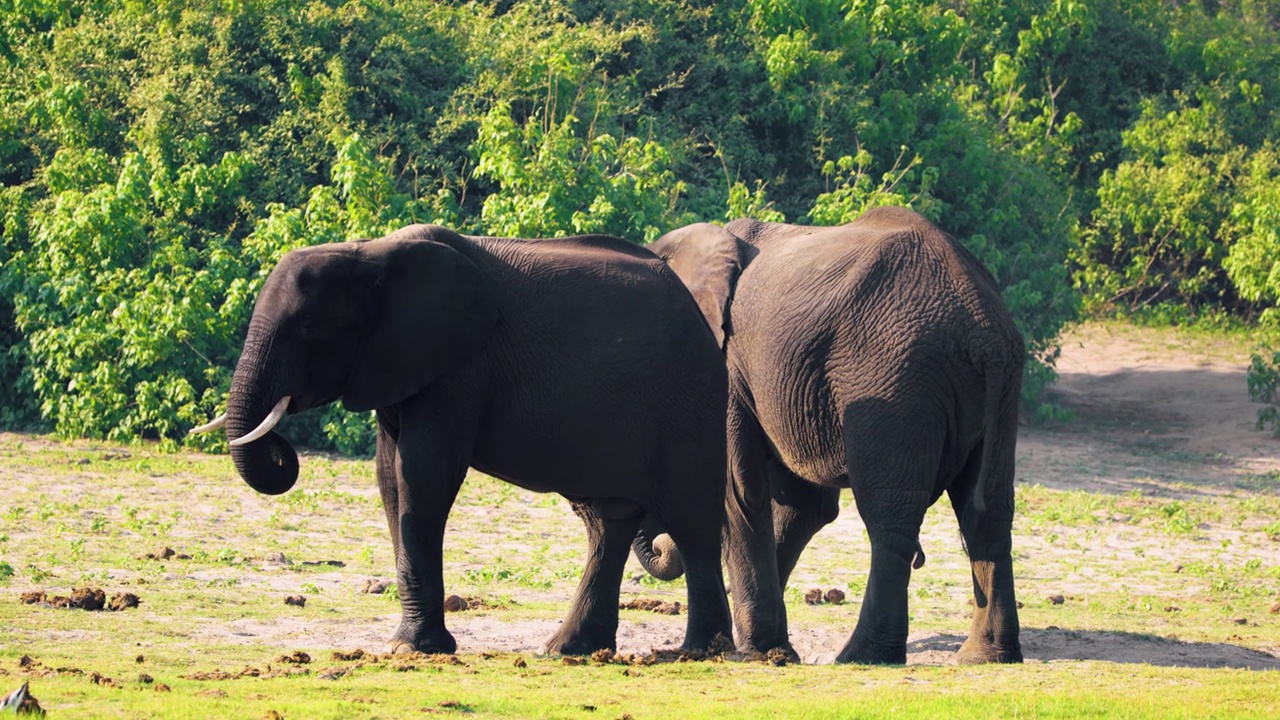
[1021,323,1280,495]
[182,323,1280,669]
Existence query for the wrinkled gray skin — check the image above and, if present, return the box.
[223,224,733,656]
[642,207,1024,665]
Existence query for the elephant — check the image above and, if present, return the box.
[190,224,735,656]
[639,206,1025,665]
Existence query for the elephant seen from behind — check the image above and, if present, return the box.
[192,224,735,656]
[643,207,1025,665]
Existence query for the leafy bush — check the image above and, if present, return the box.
[473,103,684,242]
[1074,98,1244,312]
[7,0,1277,451]
[1224,148,1280,322]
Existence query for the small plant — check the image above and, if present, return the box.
[122,505,146,532]
[266,512,298,531]
[359,546,377,567]
[1263,521,1280,541]
[638,572,686,589]
[463,560,553,589]
[89,515,108,533]
[5,506,27,521]
[1247,345,1280,435]
[1159,501,1201,535]
[27,564,52,583]
[68,537,86,560]
[0,560,14,580]
[301,583,321,594]
[215,548,243,565]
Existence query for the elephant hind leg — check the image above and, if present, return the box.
[833,519,923,665]
[542,500,643,656]
[770,463,840,589]
[948,444,1022,664]
[835,405,938,665]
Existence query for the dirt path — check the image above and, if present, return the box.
[1018,323,1280,497]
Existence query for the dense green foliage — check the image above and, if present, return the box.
[2,0,1277,450]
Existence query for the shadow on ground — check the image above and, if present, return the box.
[907,628,1280,670]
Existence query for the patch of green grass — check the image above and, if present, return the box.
[1,651,1278,719]
[462,559,577,590]
[1235,470,1280,493]
[4,432,1280,717]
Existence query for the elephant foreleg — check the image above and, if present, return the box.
[543,500,643,655]
[375,420,402,570]
[722,391,794,656]
[381,407,471,655]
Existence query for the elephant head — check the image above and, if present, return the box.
[196,227,499,495]
[647,223,751,349]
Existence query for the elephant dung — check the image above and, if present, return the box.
[108,592,141,611]
[360,579,391,594]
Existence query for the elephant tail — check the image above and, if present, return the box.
[963,352,1008,536]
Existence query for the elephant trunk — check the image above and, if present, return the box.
[226,323,299,495]
[632,515,685,581]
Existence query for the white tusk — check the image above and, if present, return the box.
[188,413,227,435]
[229,396,292,447]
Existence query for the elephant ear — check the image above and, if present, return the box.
[342,236,500,412]
[650,223,746,348]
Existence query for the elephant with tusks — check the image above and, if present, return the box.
[193,225,739,657]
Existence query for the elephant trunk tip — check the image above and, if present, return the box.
[230,430,300,496]
[638,533,685,581]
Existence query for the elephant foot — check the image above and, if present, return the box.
[542,627,616,657]
[833,634,907,665]
[955,636,1022,664]
[389,624,457,655]
[682,630,737,655]
[740,642,800,664]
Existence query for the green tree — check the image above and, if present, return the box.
[473,102,683,242]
